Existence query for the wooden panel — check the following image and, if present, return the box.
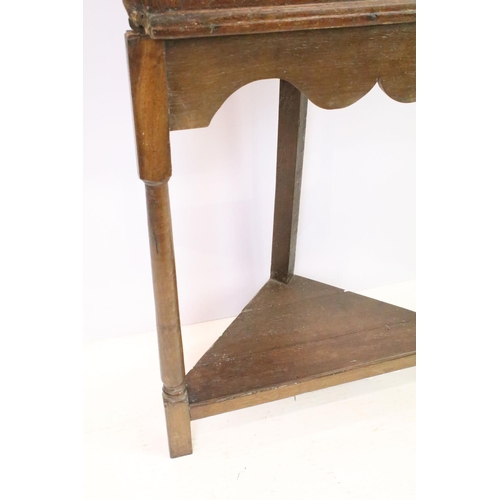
[194,277,415,364]
[164,23,416,131]
[123,1,415,39]
[190,355,415,419]
[189,321,415,402]
[245,273,343,311]
[186,276,416,416]
[271,81,308,283]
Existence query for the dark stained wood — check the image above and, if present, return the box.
[163,388,193,458]
[127,33,192,458]
[186,276,416,416]
[189,321,415,401]
[271,81,308,283]
[244,273,343,311]
[145,183,193,458]
[123,1,416,39]
[195,277,415,362]
[123,0,416,457]
[126,33,171,183]
[144,184,186,389]
[190,355,415,420]
[164,23,416,131]
[182,0,341,8]
[127,0,356,10]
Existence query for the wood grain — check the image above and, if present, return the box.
[190,355,415,419]
[123,1,415,39]
[137,0,361,9]
[123,1,417,455]
[271,81,308,283]
[126,33,171,183]
[127,33,192,457]
[145,184,186,390]
[164,23,416,131]
[194,277,415,363]
[145,184,192,458]
[186,276,416,416]
[163,388,193,457]
[244,274,344,311]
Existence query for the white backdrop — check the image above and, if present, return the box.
[84,2,415,342]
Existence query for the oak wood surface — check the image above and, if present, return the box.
[181,0,343,8]
[163,388,193,457]
[271,81,307,283]
[126,33,171,183]
[127,33,192,457]
[190,355,415,419]
[195,279,415,362]
[123,1,415,39]
[186,276,416,417]
[145,184,193,457]
[164,23,415,131]
[144,184,186,390]
[125,0,356,10]
[123,0,416,456]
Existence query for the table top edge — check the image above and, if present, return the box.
[124,1,416,39]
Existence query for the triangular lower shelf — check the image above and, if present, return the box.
[186,276,416,420]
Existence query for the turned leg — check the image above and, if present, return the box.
[146,183,192,458]
[126,32,192,458]
[271,80,308,284]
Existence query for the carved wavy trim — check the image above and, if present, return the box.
[164,23,416,131]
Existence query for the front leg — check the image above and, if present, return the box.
[126,32,192,458]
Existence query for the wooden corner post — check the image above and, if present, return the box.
[271,80,308,284]
[126,32,192,458]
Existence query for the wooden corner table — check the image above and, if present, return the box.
[123,0,416,458]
